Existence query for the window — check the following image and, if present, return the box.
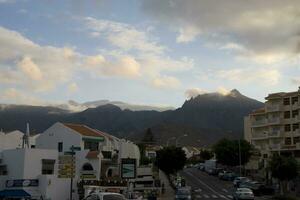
[82,163,94,171]
[84,141,99,151]
[103,194,126,200]
[102,151,112,159]
[294,137,300,144]
[292,110,299,118]
[86,194,100,200]
[285,124,291,132]
[0,165,7,175]
[285,137,292,145]
[283,98,290,105]
[284,111,290,119]
[58,142,63,152]
[42,159,55,175]
[293,123,299,131]
[292,96,298,104]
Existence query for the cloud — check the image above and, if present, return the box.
[17,56,43,81]
[291,78,300,86]
[215,67,280,86]
[141,0,300,64]
[152,76,181,89]
[84,17,164,54]
[176,25,201,43]
[67,82,79,94]
[1,88,44,105]
[185,88,206,98]
[217,86,230,95]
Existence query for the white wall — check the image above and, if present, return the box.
[119,140,140,165]
[36,122,83,152]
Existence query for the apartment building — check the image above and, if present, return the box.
[245,88,300,160]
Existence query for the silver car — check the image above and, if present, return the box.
[233,188,254,200]
[84,192,127,200]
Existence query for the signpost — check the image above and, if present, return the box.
[57,145,81,200]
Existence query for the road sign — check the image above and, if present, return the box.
[121,158,136,179]
[70,146,81,151]
[58,155,76,178]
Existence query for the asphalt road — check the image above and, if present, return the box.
[180,168,273,200]
[180,167,234,200]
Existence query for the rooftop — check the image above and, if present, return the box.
[63,123,104,138]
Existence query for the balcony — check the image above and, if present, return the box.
[268,131,282,138]
[269,144,281,151]
[252,119,267,127]
[291,102,300,109]
[266,104,281,112]
[268,117,282,125]
[252,133,268,140]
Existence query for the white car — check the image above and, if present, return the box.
[83,192,127,200]
[233,188,254,200]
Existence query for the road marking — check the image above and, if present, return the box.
[219,194,226,198]
[227,195,233,199]
[185,171,230,200]
[222,188,228,193]
[203,194,209,198]
[195,188,202,193]
[212,194,218,198]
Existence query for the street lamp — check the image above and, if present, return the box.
[176,134,188,147]
[166,137,176,146]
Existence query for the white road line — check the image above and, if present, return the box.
[212,194,218,198]
[227,195,233,199]
[219,194,226,198]
[222,188,228,193]
[203,194,209,198]
[185,171,230,200]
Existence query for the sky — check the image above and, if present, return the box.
[0,0,300,108]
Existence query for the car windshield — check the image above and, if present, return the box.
[103,194,125,200]
[177,189,191,195]
[238,188,252,192]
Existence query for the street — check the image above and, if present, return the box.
[179,168,271,200]
[180,168,234,200]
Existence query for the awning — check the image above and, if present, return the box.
[0,189,31,197]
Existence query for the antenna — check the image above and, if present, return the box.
[22,123,30,149]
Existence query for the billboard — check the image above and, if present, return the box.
[121,158,136,179]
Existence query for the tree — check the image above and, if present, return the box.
[200,149,213,161]
[155,146,187,174]
[141,128,155,144]
[213,138,252,166]
[269,154,298,194]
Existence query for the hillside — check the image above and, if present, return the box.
[0,89,263,145]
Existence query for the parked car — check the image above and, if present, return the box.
[175,187,192,200]
[232,188,254,200]
[83,192,126,200]
[222,171,237,181]
[209,168,223,176]
[239,181,274,196]
[197,163,205,171]
[218,170,227,179]
[233,177,250,187]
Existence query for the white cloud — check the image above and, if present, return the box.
[217,86,230,96]
[67,82,79,94]
[84,17,164,54]
[185,88,206,99]
[215,67,280,86]
[17,56,43,81]
[1,88,44,105]
[152,76,181,89]
[176,25,201,43]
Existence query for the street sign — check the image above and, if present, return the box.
[121,158,136,179]
[58,155,76,178]
[70,146,81,151]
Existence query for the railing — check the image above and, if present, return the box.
[268,131,281,137]
[266,104,281,112]
[268,118,282,124]
[252,119,266,126]
[269,144,281,150]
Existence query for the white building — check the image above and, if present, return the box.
[0,148,69,200]
[0,130,38,151]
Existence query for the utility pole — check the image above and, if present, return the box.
[70,145,75,200]
[238,139,242,176]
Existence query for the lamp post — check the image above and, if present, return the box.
[176,134,188,147]
[166,137,176,147]
[239,139,242,176]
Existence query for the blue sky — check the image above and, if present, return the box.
[0,0,300,108]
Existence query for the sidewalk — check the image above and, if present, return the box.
[159,169,175,200]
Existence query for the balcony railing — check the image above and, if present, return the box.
[268,118,282,124]
[269,144,281,150]
[268,131,282,137]
[252,119,267,126]
[266,104,281,112]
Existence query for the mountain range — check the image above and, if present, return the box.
[0,89,263,146]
